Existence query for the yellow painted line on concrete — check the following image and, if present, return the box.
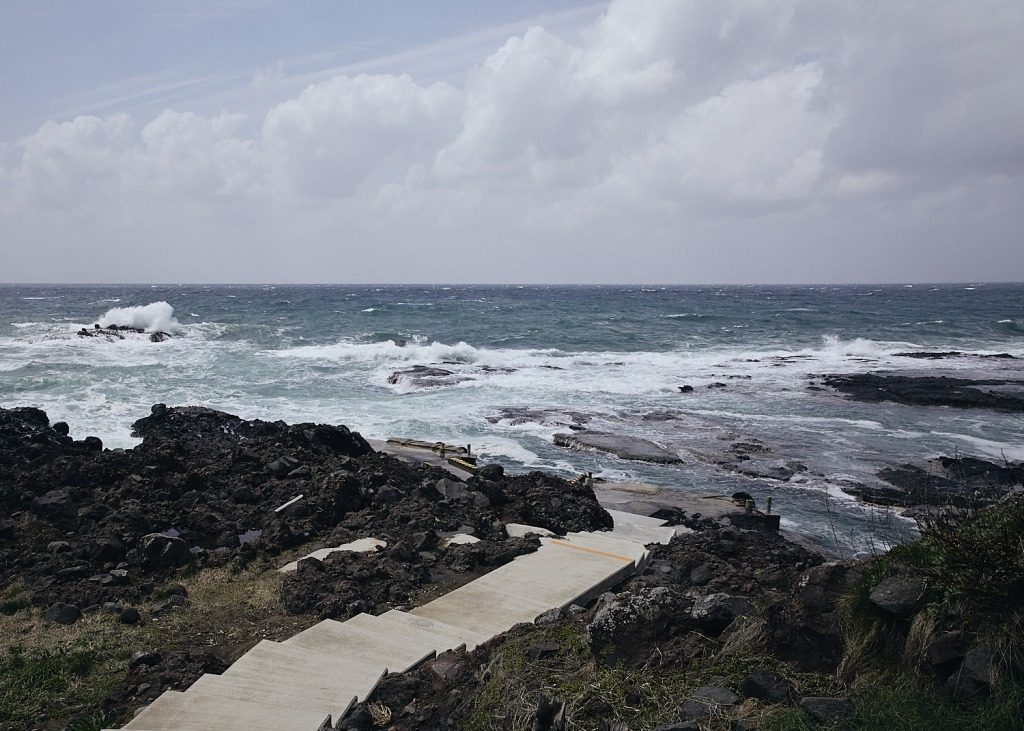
[548,539,635,563]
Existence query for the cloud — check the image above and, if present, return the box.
[263,74,460,198]
[1,0,1022,283]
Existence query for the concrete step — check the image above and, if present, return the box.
[121,690,332,730]
[411,533,648,636]
[410,579,552,637]
[286,612,474,669]
[112,520,656,730]
[344,609,492,653]
[607,523,678,545]
[186,672,359,722]
[605,508,668,528]
[553,532,649,566]
[223,640,385,711]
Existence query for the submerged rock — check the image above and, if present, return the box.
[553,431,683,464]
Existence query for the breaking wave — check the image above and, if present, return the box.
[98,301,181,333]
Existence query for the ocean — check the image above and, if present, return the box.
[2,283,1022,554]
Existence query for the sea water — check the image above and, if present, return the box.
[2,283,1022,554]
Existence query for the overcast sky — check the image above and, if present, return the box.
[1,0,1021,284]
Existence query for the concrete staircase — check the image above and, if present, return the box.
[109,511,676,730]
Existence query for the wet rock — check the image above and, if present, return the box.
[869,575,926,617]
[728,461,795,482]
[823,373,1024,412]
[45,602,81,624]
[81,436,103,452]
[553,431,683,464]
[486,408,589,429]
[477,463,504,481]
[678,385,694,393]
[387,365,463,387]
[799,697,851,724]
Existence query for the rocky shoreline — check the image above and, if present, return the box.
[1,405,1022,730]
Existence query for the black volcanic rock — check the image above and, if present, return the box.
[823,373,1024,411]
[0,404,612,613]
[842,454,1023,508]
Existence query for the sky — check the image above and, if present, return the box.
[0,0,1022,284]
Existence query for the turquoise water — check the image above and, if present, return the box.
[2,283,1022,553]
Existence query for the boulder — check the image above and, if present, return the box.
[90,537,126,563]
[690,593,753,634]
[45,602,81,625]
[140,533,193,569]
[31,489,77,522]
[869,575,926,617]
[436,478,490,507]
[532,695,566,731]
[927,631,969,668]
[586,587,689,659]
[477,463,504,481]
[386,365,466,388]
[682,686,740,719]
[119,607,141,624]
[799,697,851,724]
[740,668,791,703]
[947,644,993,697]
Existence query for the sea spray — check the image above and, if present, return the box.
[98,301,181,333]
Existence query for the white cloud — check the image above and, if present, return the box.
[263,74,460,198]
[1,0,1021,283]
[604,63,830,208]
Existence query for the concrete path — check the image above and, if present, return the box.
[112,512,674,731]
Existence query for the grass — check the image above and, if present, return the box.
[0,557,315,731]
[460,621,840,731]
[765,677,1024,731]
[0,581,32,616]
[0,644,116,729]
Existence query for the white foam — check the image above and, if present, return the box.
[98,301,181,333]
[930,432,1024,462]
